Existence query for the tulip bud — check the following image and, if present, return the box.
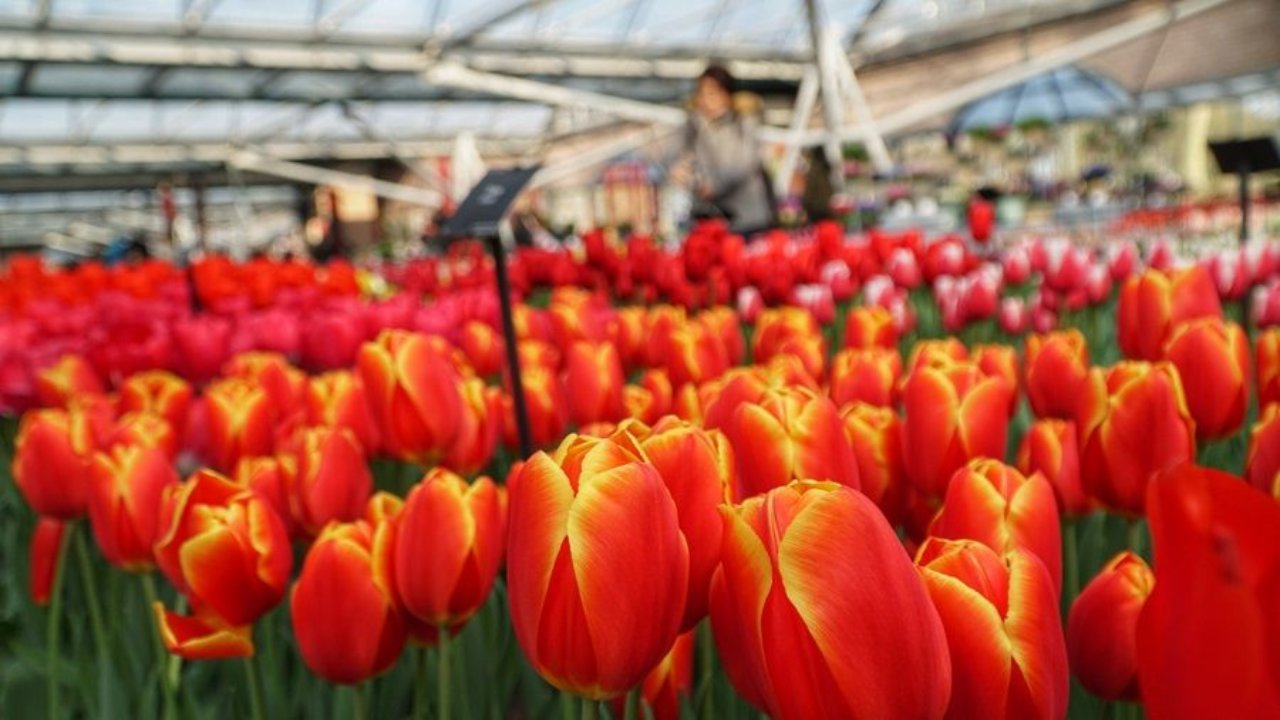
[1067,552,1153,701]
[1164,318,1250,440]
[916,538,1068,720]
[291,519,404,683]
[202,377,275,472]
[507,435,688,699]
[1076,362,1195,515]
[829,347,901,408]
[712,482,952,719]
[13,406,103,519]
[279,426,372,537]
[357,329,463,465]
[28,518,67,606]
[723,386,858,498]
[88,443,178,571]
[563,340,627,426]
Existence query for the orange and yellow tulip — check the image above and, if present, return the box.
[843,305,898,350]
[202,377,275,472]
[1066,551,1153,701]
[839,401,907,524]
[119,370,192,435]
[12,405,104,519]
[722,385,859,497]
[35,354,103,408]
[444,377,503,477]
[829,347,901,408]
[1076,362,1195,515]
[88,443,178,571]
[357,329,463,465]
[507,434,688,699]
[278,426,372,538]
[1023,330,1089,420]
[303,370,379,455]
[1016,419,1088,517]
[563,340,627,426]
[290,519,404,683]
[916,538,1068,720]
[753,307,826,380]
[1116,266,1221,361]
[710,481,952,719]
[1163,317,1249,440]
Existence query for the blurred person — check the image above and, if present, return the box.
[672,64,775,235]
[801,147,834,223]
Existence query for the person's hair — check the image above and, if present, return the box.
[698,64,736,95]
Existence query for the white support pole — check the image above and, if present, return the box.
[773,65,820,197]
[227,151,444,207]
[827,25,892,174]
[806,0,845,191]
[795,0,1232,146]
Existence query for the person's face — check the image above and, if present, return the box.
[695,77,731,120]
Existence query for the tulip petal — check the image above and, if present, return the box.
[507,453,575,665]
[153,604,253,660]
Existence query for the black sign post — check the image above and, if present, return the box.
[444,166,541,459]
[1209,136,1280,244]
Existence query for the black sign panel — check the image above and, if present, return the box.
[443,165,542,239]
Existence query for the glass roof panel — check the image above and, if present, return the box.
[154,69,265,99]
[56,0,181,23]
[30,64,154,96]
[0,62,23,94]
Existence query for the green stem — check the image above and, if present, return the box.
[1127,520,1145,558]
[140,574,178,720]
[623,689,639,720]
[580,698,598,720]
[438,628,452,720]
[1064,520,1081,602]
[698,620,715,720]
[242,657,265,720]
[413,646,429,720]
[352,684,368,720]
[561,693,576,720]
[46,523,73,720]
[72,528,109,664]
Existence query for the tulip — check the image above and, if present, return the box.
[1246,403,1280,496]
[916,538,1068,720]
[928,458,1062,592]
[839,401,907,524]
[829,347,901,408]
[28,518,67,606]
[88,444,178,571]
[1076,362,1195,515]
[1137,464,1280,718]
[711,481,952,719]
[1163,317,1249,440]
[303,370,379,455]
[444,378,503,477]
[1024,330,1089,420]
[232,456,294,536]
[699,367,771,432]
[171,316,233,384]
[507,435,688,699]
[723,385,859,497]
[1066,552,1153,701]
[391,470,506,642]
[35,354,103,408]
[663,321,732,388]
[1016,419,1088,516]
[358,330,463,465]
[1117,267,1221,361]
[753,307,825,380]
[901,357,1012,501]
[623,369,673,426]
[502,362,569,450]
[291,519,405,683]
[299,307,365,371]
[1257,328,1280,408]
[202,377,275,472]
[109,411,178,459]
[153,469,292,659]
[563,340,627,426]
[699,306,744,367]
[998,297,1027,335]
[904,337,969,377]
[974,344,1019,416]
[223,351,307,415]
[459,320,504,378]
[12,406,104,519]
[279,426,372,537]
[619,417,735,629]
[119,370,192,434]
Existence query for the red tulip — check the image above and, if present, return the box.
[916,538,1068,720]
[829,347,901,408]
[88,443,178,571]
[1076,362,1195,515]
[291,519,405,683]
[1137,464,1280,718]
[444,378,503,477]
[1024,330,1089,420]
[223,351,307,416]
[711,481,952,719]
[391,470,506,643]
[303,370,379,454]
[1163,317,1249,440]
[1067,552,1153,701]
[300,307,365,371]
[171,316,233,384]
[564,340,627,426]
[153,469,292,659]
[723,385,859,497]
[928,459,1063,592]
[1016,419,1088,516]
[357,330,463,465]
[12,405,106,519]
[507,435,688,699]
[974,344,1019,416]
[1246,403,1280,496]
[119,370,192,435]
[901,356,1012,501]
[1117,267,1221,361]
